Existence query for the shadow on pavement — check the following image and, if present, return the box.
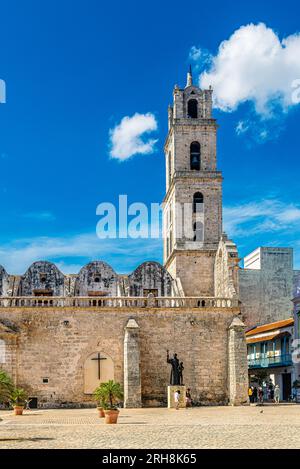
[0,437,55,442]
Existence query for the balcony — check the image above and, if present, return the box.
[0,296,239,309]
[248,353,293,369]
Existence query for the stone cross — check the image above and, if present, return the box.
[91,352,107,380]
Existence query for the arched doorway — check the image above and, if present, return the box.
[84,351,114,394]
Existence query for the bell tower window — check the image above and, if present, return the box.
[187,99,198,118]
[190,142,201,170]
[193,192,204,213]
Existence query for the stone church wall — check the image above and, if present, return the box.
[18,261,65,297]
[75,261,119,297]
[0,305,241,407]
[214,235,239,299]
[128,262,173,297]
[0,266,9,296]
[167,251,216,297]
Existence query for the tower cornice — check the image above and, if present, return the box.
[164,119,218,151]
[163,171,223,204]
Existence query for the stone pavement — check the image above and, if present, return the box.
[0,405,300,449]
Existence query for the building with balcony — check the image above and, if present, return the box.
[246,318,295,401]
[292,288,300,388]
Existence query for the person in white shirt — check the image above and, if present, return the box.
[174,390,180,410]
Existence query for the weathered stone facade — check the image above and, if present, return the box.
[75,261,119,297]
[0,304,243,407]
[240,247,299,327]
[124,319,141,408]
[128,262,173,297]
[163,72,222,298]
[18,261,65,297]
[0,266,9,296]
[228,317,249,405]
[0,70,251,408]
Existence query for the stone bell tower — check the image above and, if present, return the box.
[163,67,223,296]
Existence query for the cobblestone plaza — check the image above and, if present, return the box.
[1,406,300,449]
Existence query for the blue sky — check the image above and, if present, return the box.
[0,0,300,274]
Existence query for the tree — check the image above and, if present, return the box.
[249,369,269,386]
[0,369,14,404]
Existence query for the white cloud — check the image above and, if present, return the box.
[198,23,300,117]
[235,120,249,135]
[22,211,56,221]
[224,198,300,237]
[0,232,162,274]
[109,113,158,161]
[189,46,202,62]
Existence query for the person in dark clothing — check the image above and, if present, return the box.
[186,388,192,407]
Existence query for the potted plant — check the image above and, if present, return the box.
[10,388,28,415]
[94,380,123,424]
[93,386,105,418]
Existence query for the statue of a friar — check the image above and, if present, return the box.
[167,350,181,386]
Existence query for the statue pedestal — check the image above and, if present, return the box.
[167,385,186,409]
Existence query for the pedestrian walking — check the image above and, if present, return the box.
[174,389,180,410]
[258,386,264,404]
[274,385,280,404]
[186,388,192,407]
[248,386,253,403]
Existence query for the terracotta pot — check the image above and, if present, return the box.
[104,409,119,424]
[97,406,105,418]
[13,406,24,416]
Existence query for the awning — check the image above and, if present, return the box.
[246,331,290,344]
[246,318,294,337]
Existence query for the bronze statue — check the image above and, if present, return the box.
[179,361,184,385]
[167,350,182,385]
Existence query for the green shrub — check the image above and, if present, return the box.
[0,370,14,403]
[93,380,123,410]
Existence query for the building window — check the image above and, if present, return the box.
[193,192,204,213]
[187,99,198,118]
[42,378,49,384]
[190,142,200,170]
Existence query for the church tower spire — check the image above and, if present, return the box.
[163,72,222,296]
[186,64,193,87]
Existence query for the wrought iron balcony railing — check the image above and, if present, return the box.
[248,353,293,369]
